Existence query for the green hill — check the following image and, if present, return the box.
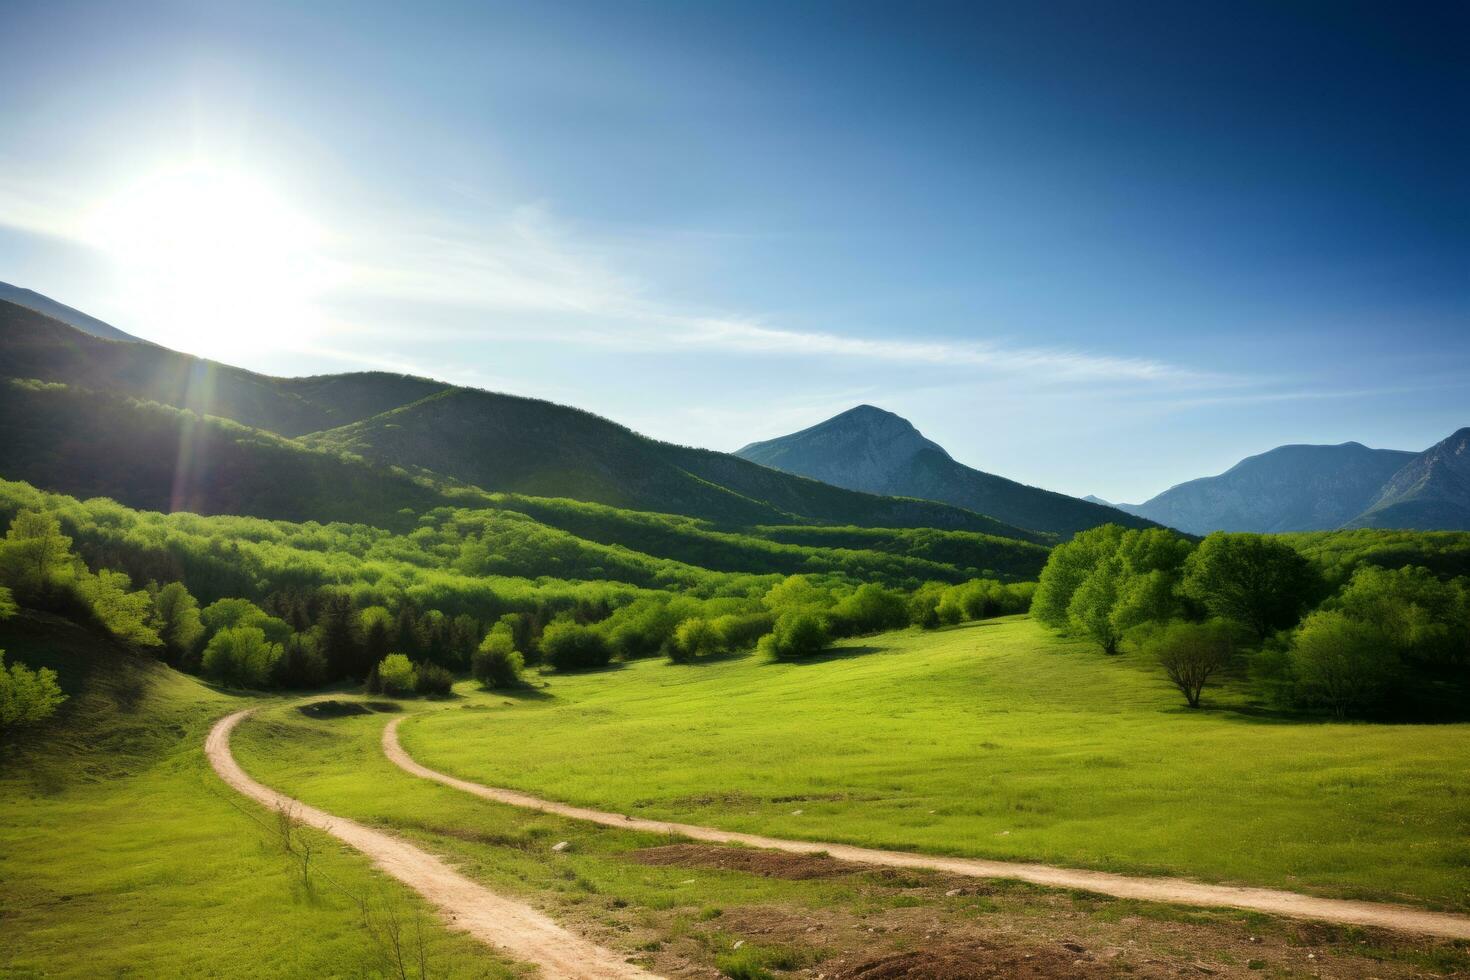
[1,298,1026,536]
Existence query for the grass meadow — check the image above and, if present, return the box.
[0,613,510,978]
[400,617,1470,912]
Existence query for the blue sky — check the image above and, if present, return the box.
[1,0,1465,502]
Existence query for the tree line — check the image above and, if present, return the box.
[1034,525,1470,719]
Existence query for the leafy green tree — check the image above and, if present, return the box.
[0,586,16,620]
[273,632,328,689]
[150,582,205,669]
[201,598,290,644]
[316,592,362,679]
[907,581,949,629]
[0,508,74,600]
[414,661,454,697]
[1182,533,1320,640]
[472,626,524,688]
[202,626,282,688]
[77,568,161,648]
[1289,611,1397,717]
[1066,556,1127,654]
[376,653,417,695]
[0,651,66,730]
[1143,620,1236,708]
[667,617,720,662]
[757,610,830,661]
[1032,525,1127,628]
[540,621,612,671]
[831,583,909,636]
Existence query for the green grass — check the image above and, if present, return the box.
[0,613,513,978]
[401,617,1470,911]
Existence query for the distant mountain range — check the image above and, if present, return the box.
[736,405,1155,537]
[1095,433,1470,533]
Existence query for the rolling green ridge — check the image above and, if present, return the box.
[1,298,1016,534]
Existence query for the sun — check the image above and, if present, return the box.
[87,164,336,359]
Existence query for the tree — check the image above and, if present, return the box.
[273,632,328,689]
[1289,611,1398,717]
[0,586,16,620]
[1182,533,1320,640]
[0,651,66,730]
[76,568,161,648]
[316,592,362,680]
[1143,620,1235,708]
[667,617,720,662]
[1066,556,1126,654]
[1032,525,1127,628]
[540,622,612,672]
[376,653,418,695]
[151,582,205,669]
[757,610,830,661]
[472,627,524,688]
[0,509,74,600]
[414,661,454,697]
[202,626,282,688]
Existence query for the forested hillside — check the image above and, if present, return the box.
[0,299,1014,534]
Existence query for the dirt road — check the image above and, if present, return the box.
[206,709,660,979]
[383,716,1470,941]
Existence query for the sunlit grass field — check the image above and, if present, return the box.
[0,615,509,979]
[402,616,1470,911]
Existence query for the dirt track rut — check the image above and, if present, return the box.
[206,709,659,979]
[383,716,1470,941]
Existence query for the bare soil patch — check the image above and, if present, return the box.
[631,843,853,880]
[835,940,1109,979]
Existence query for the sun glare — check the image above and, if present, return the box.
[88,165,336,359]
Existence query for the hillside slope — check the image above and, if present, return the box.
[3,298,1024,535]
[737,405,1154,537]
[304,389,1023,533]
[1350,428,1470,530]
[1122,442,1417,535]
[0,299,446,436]
[0,281,145,343]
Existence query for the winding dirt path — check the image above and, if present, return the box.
[384,716,1470,941]
[206,710,659,979]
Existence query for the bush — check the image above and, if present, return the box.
[0,651,66,729]
[376,653,418,695]
[414,661,454,697]
[757,611,830,661]
[709,611,772,652]
[540,621,612,672]
[1141,620,1236,708]
[831,583,909,636]
[202,626,282,689]
[272,633,328,689]
[1289,611,1398,718]
[472,628,525,688]
[666,617,721,662]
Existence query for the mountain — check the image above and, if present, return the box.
[0,282,145,344]
[735,405,1155,537]
[1349,428,1470,530]
[0,297,1029,537]
[1121,442,1417,535]
[303,389,1034,535]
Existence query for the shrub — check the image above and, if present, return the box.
[906,582,948,629]
[831,583,910,636]
[414,661,454,697]
[202,626,282,689]
[757,611,830,661]
[376,653,418,695]
[1142,620,1236,708]
[1182,533,1321,640]
[151,581,204,669]
[540,621,612,671]
[1289,611,1398,717]
[666,617,721,662]
[0,651,66,729]
[472,628,525,688]
[709,611,772,652]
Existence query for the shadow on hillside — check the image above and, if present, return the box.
[493,683,556,702]
[779,643,887,667]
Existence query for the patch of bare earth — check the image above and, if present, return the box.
[603,846,1469,980]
